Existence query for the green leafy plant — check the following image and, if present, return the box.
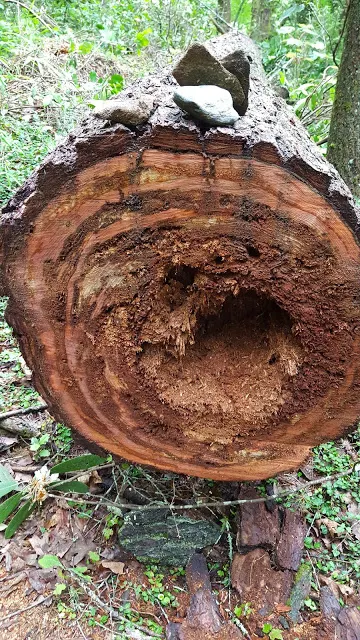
[304,597,318,611]
[169,566,186,577]
[30,433,51,460]
[53,582,67,596]
[142,566,179,607]
[0,465,18,498]
[0,453,107,538]
[39,554,63,569]
[51,454,108,474]
[262,624,284,640]
[102,512,120,540]
[53,424,73,454]
[88,550,100,564]
[234,602,254,618]
[123,566,179,609]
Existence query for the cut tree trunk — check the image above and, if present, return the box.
[1,32,360,481]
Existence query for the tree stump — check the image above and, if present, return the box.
[2,32,360,480]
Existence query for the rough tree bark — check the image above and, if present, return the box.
[250,0,274,41]
[1,32,360,481]
[328,0,360,198]
[218,0,231,29]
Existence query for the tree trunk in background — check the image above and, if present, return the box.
[2,33,360,482]
[250,0,274,41]
[328,0,360,198]
[218,0,231,30]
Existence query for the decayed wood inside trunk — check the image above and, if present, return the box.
[2,32,360,480]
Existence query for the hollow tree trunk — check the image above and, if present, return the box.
[1,32,360,481]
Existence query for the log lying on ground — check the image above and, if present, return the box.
[1,32,360,481]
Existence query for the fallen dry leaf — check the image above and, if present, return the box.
[317,517,340,539]
[319,576,340,597]
[27,568,58,594]
[275,603,291,613]
[102,560,125,575]
[89,469,103,494]
[322,536,331,549]
[338,583,354,598]
[351,521,360,541]
[0,435,18,451]
[29,533,50,557]
[45,507,69,530]
[348,501,360,514]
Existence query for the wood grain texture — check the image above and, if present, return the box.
[1,32,360,480]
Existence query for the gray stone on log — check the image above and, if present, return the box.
[93,96,153,125]
[220,50,250,115]
[173,85,239,127]
[173,43,245,114]
[118,509,221,566]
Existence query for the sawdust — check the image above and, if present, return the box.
[141,289,302,444]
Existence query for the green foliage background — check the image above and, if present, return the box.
[0,0,346,207]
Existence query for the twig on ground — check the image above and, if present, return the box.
[51,462,115,487]
[76,620,88,640]
[0,571,26,583]
[306,549,321,592]
[0,404,48,421]
[10,464,40,472]
[0,594,52,623]
[49,465,358,513]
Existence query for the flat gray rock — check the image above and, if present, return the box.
[173,85,239,127]
[118,509,221,566]
[173,43,245,114]
[93,96,153,125]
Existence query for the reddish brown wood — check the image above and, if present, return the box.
[231,549,293,615]
[1,32,360,480]
[236,486,280,549]
[167,553,242,639]
[275,509,306,572]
